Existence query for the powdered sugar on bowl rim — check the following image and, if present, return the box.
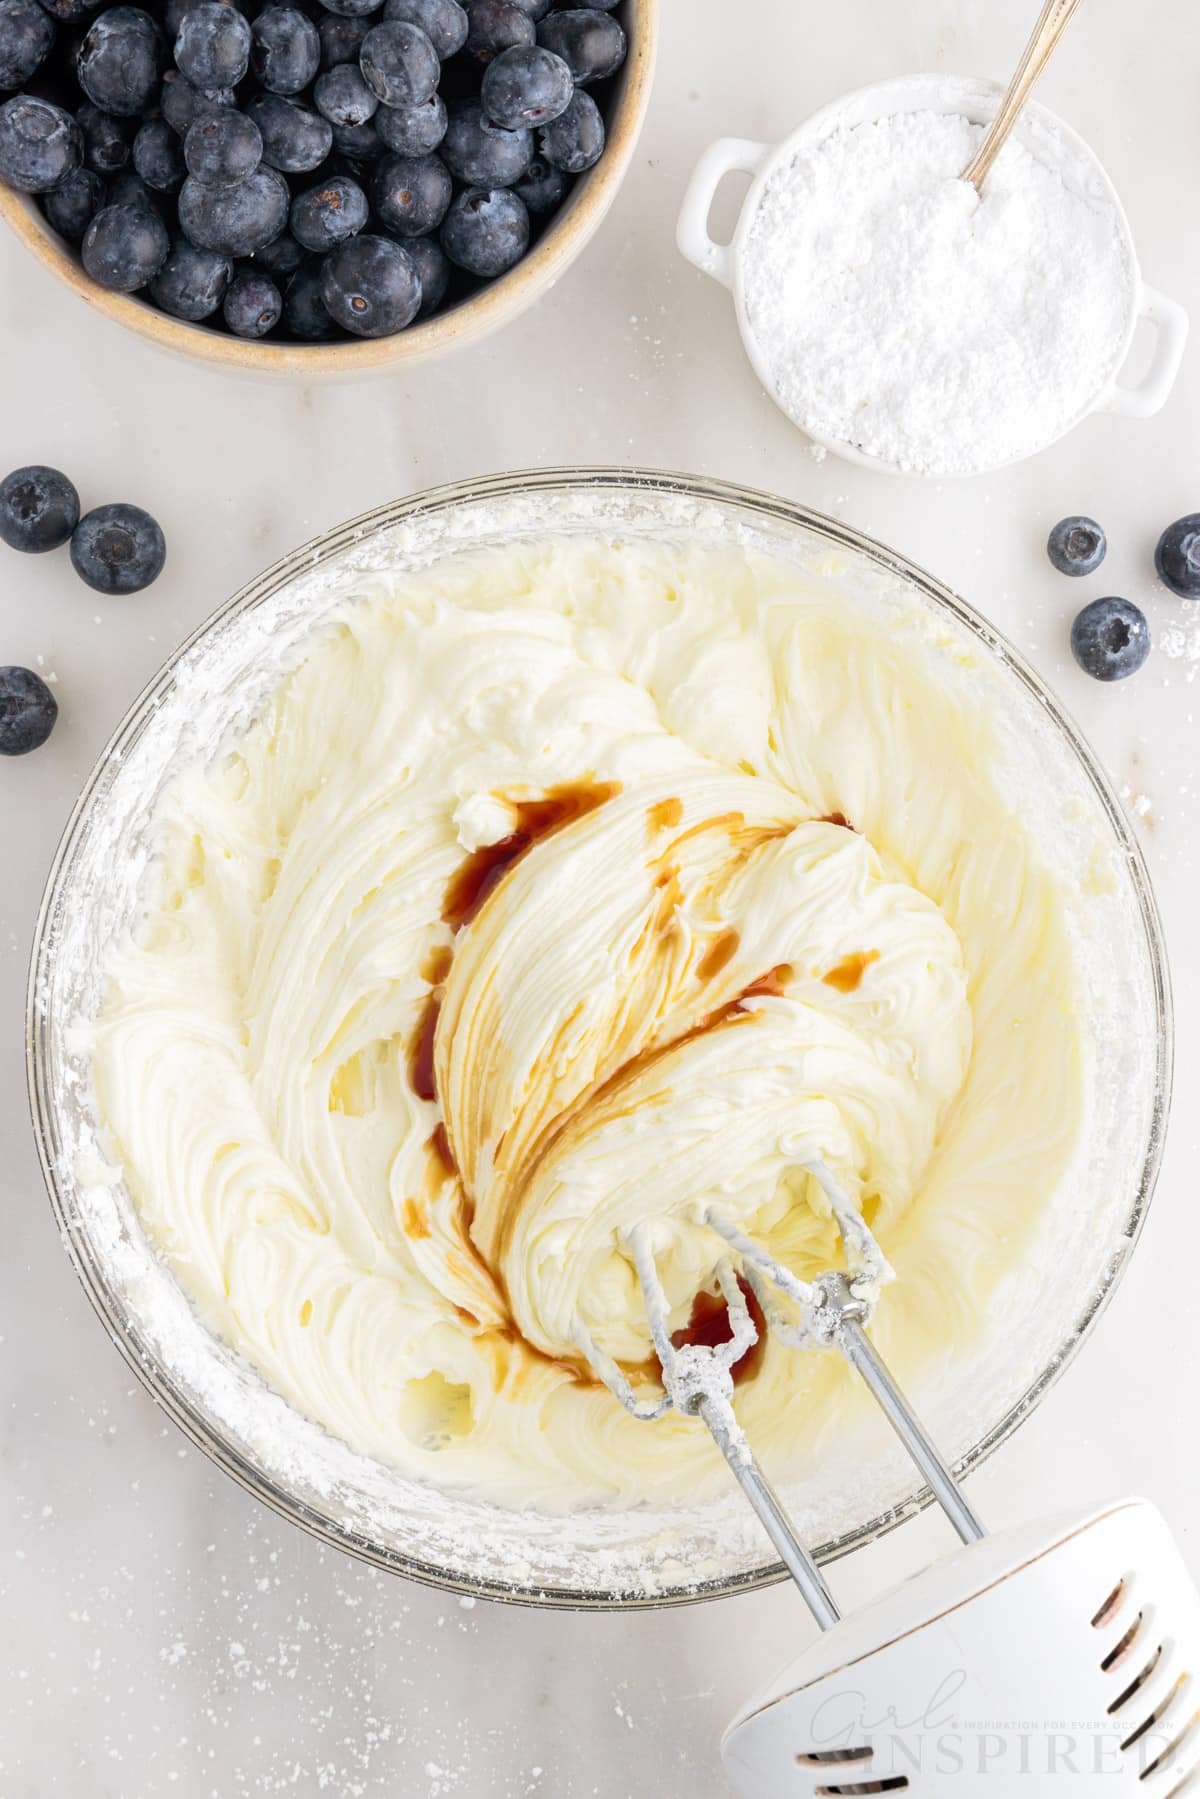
[677,74,1189,478]
[27,469,1170,1607]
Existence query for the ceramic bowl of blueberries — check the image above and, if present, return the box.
[0,0,656,372]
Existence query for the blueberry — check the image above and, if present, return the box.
[404,227,447,312]
[159,71,234,137]
[381,0,466,58]
[440,96,529,184]
[481,44,572,128]
[511,150,564,214]
[375,91,444,154]
[319,230,418,334]
[42,164,104,238]
[535,7,624,83]
[0,0,56,90]
[184,108,262,183]
[1047,515,1106,578]
[359,19,438,106]
[70,502,165,594]
[0,666,57,756]
[282,260,333,336]
[106,167,160,211]
[314,61,377,126]
[537,85,601,170]
[462,0,533,63]
[174,2,250,89]
[330,116,383,160]
[147,234,231,317]
[440,183,526,275]
[556,0,620,8]
[179,164,289,254]
[223,264,281,335]
[1070,597,1150,682]
[132,115,185,189]
[252,227,301,276]
[317,10,365,68]
[289,170,367,248]
[76,100,131,173]
[35,0,104,21]
[76,6,163,116]
[506,0,551,17]
[245,90,332,172]
[372,149,449,234]
[1155,514,1200,599]
[250,5,320,94]
[0,464,79,553]
[80,199,168,287]
[320,0,383,18]
[0,94,81,191]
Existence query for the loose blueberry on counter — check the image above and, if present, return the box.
[1155,514,1200,599]
[0,464,80,553]
[289,170,368,248]
[462,0,534,63]
[0,666,58,757]
[314,62,378,127]
[159,70,234,137]
[535,8,625,83]
[537,85,601,171]
[283,259,334,336]
[481,45,572,128]
[321,230,420,334]
[317,10,369,68]
[359,19,439,107]
[440,95,530,184]
[0,94,81,191]
[382,0,468,59]
[183,108,262,184]
[404,226,448,312]
[223,264,282,335]
[132,115,185,189]
[250,5,320,96]
[179,163,289,254]
[511,149,565,214]
[372,148,450,234]
[76,6,163,116]
[147,233,231,317]
[80,198,169,287]
[42,164,105,238]
[440,182,526,275]
[70,501,165,594]
[0,0,56,90]
[77,100,131,174]
[1047,515,1106,578]
[376,91,445,154]
[1070,597,1150,682]
[245,90,332,173]
[174,2,250,90]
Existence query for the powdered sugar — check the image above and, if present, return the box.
[741,106,1134,475]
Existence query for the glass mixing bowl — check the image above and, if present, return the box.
[27,469,1171,1608]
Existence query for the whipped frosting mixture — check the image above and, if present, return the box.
[90,537,1085,1508]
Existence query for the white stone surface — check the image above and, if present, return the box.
[2,1,1199,1792]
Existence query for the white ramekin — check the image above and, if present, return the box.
[677,74,1189,477]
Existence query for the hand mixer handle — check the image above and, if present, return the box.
[827,1277,986,1546]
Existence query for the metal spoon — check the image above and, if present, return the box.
[962,0,1087,193]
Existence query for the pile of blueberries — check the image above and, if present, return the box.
[0,462,165,755]
[1050,512,1200,682]
[0,0,627,341]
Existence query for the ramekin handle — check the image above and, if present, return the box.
[676,138,770,290]
[1102,285,1190,418]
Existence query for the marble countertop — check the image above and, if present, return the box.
[4,1,1200,1792]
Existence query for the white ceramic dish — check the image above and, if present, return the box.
[677,74,1189,477]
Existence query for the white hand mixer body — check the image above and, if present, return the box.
[575,1163,1200,1795]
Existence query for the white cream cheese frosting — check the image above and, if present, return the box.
[89,535,1085,1509]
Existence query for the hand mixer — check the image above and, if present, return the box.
[577,1163,1200,1796]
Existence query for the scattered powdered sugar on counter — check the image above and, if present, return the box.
[742,109,1133,475]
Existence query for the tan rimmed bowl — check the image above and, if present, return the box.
[0,3,657,378]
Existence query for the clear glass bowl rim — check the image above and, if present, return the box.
[26,466,1174,1609]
